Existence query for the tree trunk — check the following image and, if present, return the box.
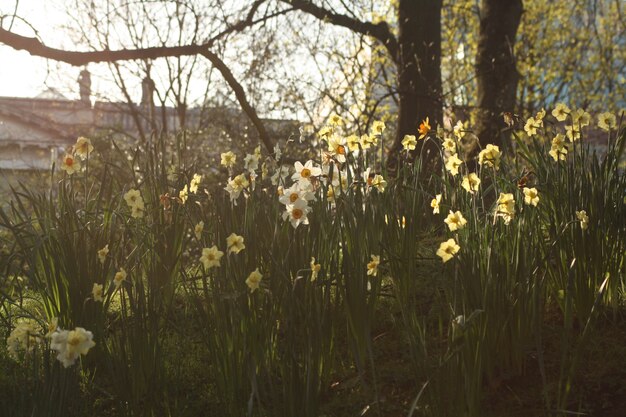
[474,0,523,153]
[388,0,443,171]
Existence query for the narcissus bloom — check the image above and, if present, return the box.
[576,210,589,230]
[179,184,189,204]
[310,257,321,281]
[61,153,81,175]
[46,318,58,338]
[244,152,260,172]
[418,117,431,139]
[367,255,380,276]
[442,137,456,153]
[97,244,109,265]
[225,174,249,203]
[292,160,322,183]
[282,199,311,229]
[549,134,568,161]
[50,327,96,368]
[453,120,466,139]
[431,194,442,214]
[92,283,103,302]
[73,137,94,159]
[597,112,616,131]
[445,154,462,176]
[478,144,501,170]
[328,113,343,126]
[496,193,515,224]
[279,182,315,206]
[370,174,387,192]
[359,133,377,150]
[444,210,467,232]
[523,187,539,206]
[113,268,127,288]
[327,135,347,163]
[565,124,581,142]
[571,108,591,127]
[226,233,245,254]
[124,189,143,208]
[436,239,460,263]
[194,221,204,240]
[461,173,481,194]
[246,268,262,292]
[7,322,41,358]
[190,174,202,194]
[371,120,386,136]
[200,246,224,269]
[402,134,417,151]
[346,135,360,152]
[221,151,237,168]
[524,116,541,136]
[552,103,570,121]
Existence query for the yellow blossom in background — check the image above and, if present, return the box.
[535,108,546,121]
[346,135,360,152]
[60,153,81,175]
[431,194,442,214]
[444,210,467,231]
[418,117,431,139]
[131,204,144,219]
[436,239,460,263]
[370,174,387,192]
[597,112,617,131]
[318,126,332,139]
[524,116,541,136]
[194,221,204,240]
[576,210,589,230]
[371,120,385,136]
[478,144,501,170]
[402,134,417,151]
[113,268,127,289]
[73,136,94,159]
[200,246,224,269]
[552,103,570,121]
[572,108,591,127]
[359,133,376,150]
[246,268,262,293]
[190,174,202,194]
[445,154,462,176]
[453,120,466,139]
[97,244,109,265]
[496,193,516,224]
[549,134,568,161]
[123,189,143,208]
[7,321,41,358]
[565,124,581,142]
[367,255,380,276]
[221,151,237,168]
[442,137,456,153]
[310,257,321,281]
[226,233,245,254]
[461,173,481,194]
[523,187,540,206]
[328,113,343,126]
[92,283,103,302]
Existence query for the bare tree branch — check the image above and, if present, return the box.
[280,0,399,62]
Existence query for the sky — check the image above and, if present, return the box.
[0,0,77,98]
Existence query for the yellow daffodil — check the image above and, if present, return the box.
[221,151,237,168]
[445,154,463,176]
[367,255,380,276]
[461,173,481,194]
[552,103,570,121]
[246,268,262,292]
[310,257,321,281]
[226,233,245,254]
[73,137,94,160]
[97,244,109,265]
[478,144,501,170]
[402,134,417,151]
[92,283,103,302]
[113,268,127,289]
[437,239,460,263]
[444,210,467,232]
[523,187,539,206]
[200,245,224,269]
[431,194,442,214]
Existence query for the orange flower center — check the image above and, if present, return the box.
[292,208,303,219]
[289,193,299,203]
[65,157,74,166]
[337,145,346,155]
[68,334,81,346]
[301,168,311,178]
